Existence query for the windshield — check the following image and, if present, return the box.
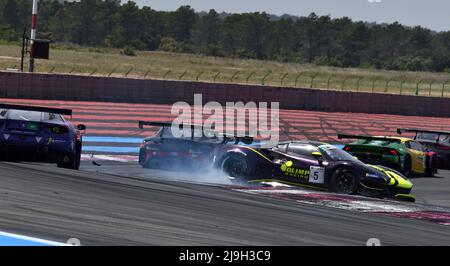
[1,109,64,122]
[319,145,359,162]
[7,110,43,121]
[159,126,224,143]
[417,133,440,142]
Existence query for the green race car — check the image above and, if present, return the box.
[338,134,438,177]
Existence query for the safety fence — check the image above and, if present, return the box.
[5,66,450,98]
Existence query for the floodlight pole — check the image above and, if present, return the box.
[29,0,38,72]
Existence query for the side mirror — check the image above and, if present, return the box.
[77,124,86,131]
[312,152,324,166]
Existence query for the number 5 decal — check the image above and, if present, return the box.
[309,166,325,184]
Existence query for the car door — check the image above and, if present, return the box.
[275,143,319,185]
[406,141,426,174]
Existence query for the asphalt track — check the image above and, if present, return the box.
[1,160,450,246]
[1,98,450,245]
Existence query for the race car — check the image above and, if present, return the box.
[338,134,438,177]
[0,104,86,170]
[138,122,414,202]
[214,140,415,202]
[138,121,252,171]
[397,128,450,169]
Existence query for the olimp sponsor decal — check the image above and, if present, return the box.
[280,161,309,179]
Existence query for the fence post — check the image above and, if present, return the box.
[125,68,133,77]
[384,78,393,93]
[429,81,435,96]
[213,72,220,82]
[261,70,272,85]
[372,77,381,93]
[327,75,334,90]
[108,68,116,77]
[400,80,406,95]
[310,73,319,89]
[179,70,187,80]
[230,71,240,82]
[295,72,304,88]
[442,80,450,97]
[246,72,255,84]
[356,77,363,91]
[341,77,349,91]
[90,68,98,76]
[280,73,288,86]
[415,79,424,96]
[163,70,171,79]
[196,71,204,81]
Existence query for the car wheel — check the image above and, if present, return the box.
[403,156,412,177]
[426,155,438,177]
[329,167,359,194]
[221,154,249,182]
[57,142,81,170]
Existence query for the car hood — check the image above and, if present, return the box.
[365,164,413,190]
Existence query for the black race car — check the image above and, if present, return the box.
[138,121,414,202]
[138,121,252,171]
[398,128,450,169]
[214,140,414,202]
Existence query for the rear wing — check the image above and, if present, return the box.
[397,128,450,136]
[138,120,254,144]
[0,104,72,116]
[138,121,204,130]
[397,128,450,142]
[338,134,402,143]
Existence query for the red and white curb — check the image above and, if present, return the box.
[234,187,450,226]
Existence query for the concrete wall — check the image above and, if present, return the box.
[1,71,450,117]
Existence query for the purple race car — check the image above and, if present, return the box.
[0,104,86,170]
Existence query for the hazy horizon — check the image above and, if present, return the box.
[134,0,450,32]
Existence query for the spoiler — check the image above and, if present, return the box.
[397,128,450,136]
[0,104,72,116]
[338,134,401,143]
[138,121,204,130]
[138,120,254,144]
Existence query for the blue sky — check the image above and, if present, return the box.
[133,0,450,32]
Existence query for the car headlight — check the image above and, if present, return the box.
[366,172,389,182]
[366,173,380,178]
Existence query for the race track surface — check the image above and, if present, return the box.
[1,160,450,246]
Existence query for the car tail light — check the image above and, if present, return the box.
[49,125,69,134]
[389,149,398,155]
[437,144,450,150]
[344,146,351,151]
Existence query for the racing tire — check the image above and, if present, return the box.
[426,155,438,177]
[329,167,359,195]
[57,141,81,170]
[402,156,412,177]
[221,154,250,183]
